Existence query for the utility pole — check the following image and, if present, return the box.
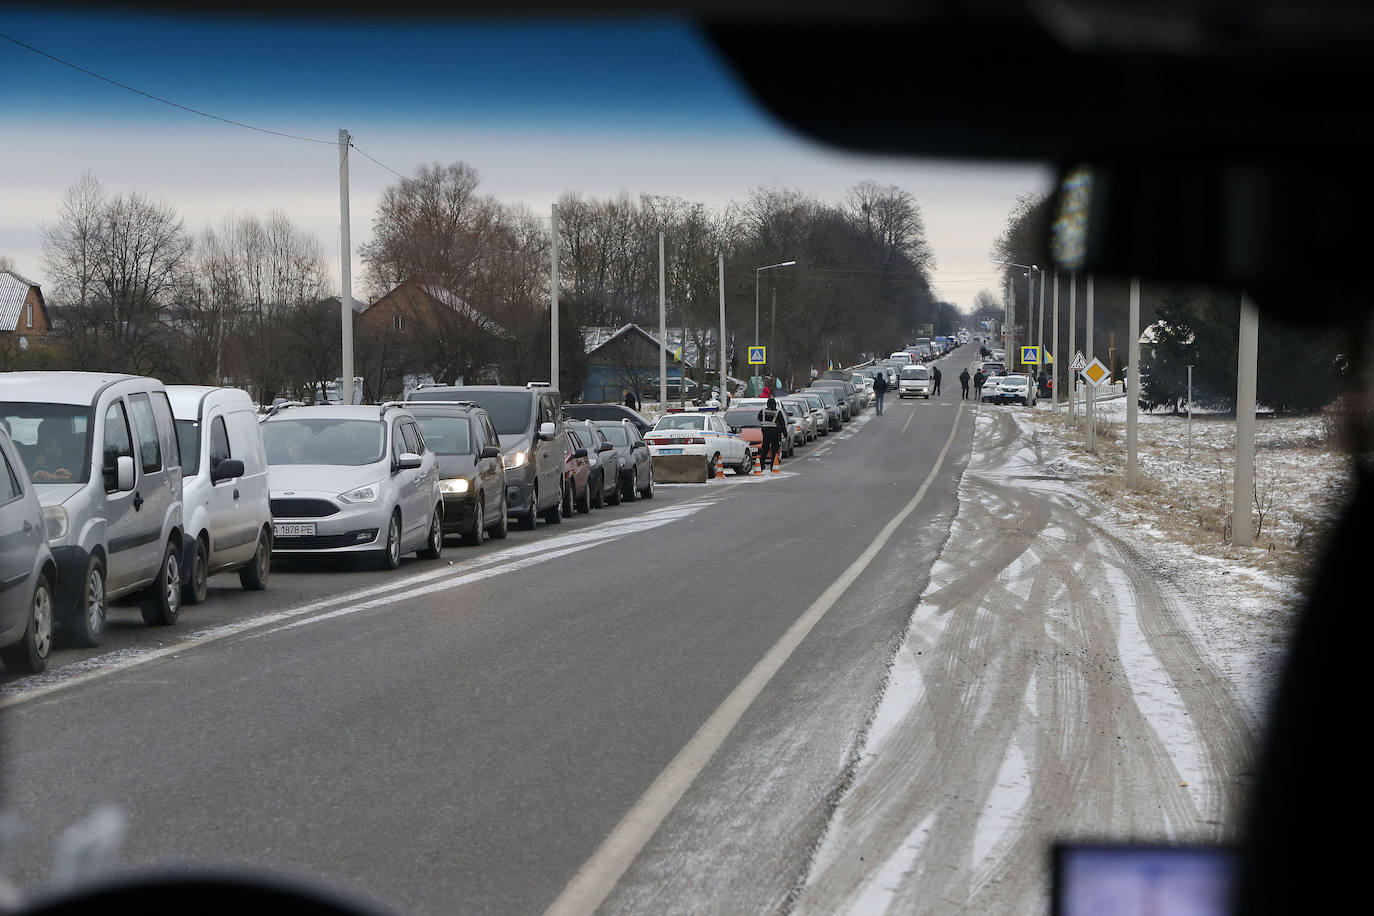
[1086,274,1095,451]
[719,254,727,400]
[658,232,667,409]
[337,129,355,405]
[550,203,560,390]
[1051,270,1060,412]
[1036,268,1045,389]
[1187,365,1194,459]
[1069,272,1077,424]
[770,286,776,380]
[1006,279,1015,370]
[1233,295,1260,546]
[1126,278,1140,488]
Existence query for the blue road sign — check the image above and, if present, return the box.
[748,346,767,365]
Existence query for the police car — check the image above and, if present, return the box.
[644,408,755,475]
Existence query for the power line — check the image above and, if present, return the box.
[0,30,334,145]
[349,142,407,181]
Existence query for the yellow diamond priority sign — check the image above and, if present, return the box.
[1082,357,1110,387]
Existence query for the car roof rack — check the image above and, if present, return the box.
[263,398,305,418]
[403,399,481,410]
[378,401,414,417]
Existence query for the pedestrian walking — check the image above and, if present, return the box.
[931,366,942,396]
[624,388,639,411]
[973,369,986,402]
[757,397,784,469]
[959,368,971,399]
[871,369,888,415]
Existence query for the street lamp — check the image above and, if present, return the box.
[995,260,1039,369]
[756,259,795,383]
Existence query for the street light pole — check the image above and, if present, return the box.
[754,259,795,381]
[995,260,1038,371]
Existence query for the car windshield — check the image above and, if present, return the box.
[419,391,533,436]
[174,418,201,475]
[413,415,472,455]
[1000,375,1027,385]
[655,415,706,430]
[0,402,92,485]
[596,424,630,446]
[262,418,386,466]
[900,367,928,379]
[812,391,837,407]
[725,410,761,427]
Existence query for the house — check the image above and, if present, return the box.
[0,270,50,342]
[359,276,508,339]
[581,324,723,403]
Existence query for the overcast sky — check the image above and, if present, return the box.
[0,9,1051,312]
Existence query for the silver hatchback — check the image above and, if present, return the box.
[261,404,443,570]
[0,427,56,673]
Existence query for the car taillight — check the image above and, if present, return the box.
[647,438,667,445]
[687,436,706,444]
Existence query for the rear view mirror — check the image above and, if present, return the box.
[478,445,500,460]
[573,448,588,460]
[115,455,135,492]
[538,421,557,440]
[598,442,614,453]
[631,441,646,450]
[396,452,423,470]
[211,458,244,483]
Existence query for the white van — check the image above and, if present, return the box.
[888,351,914,366]
[167,386,273,603]
[0,372,184,646]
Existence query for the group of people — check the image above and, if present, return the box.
[871,363,979,413]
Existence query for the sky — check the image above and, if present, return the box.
[0,7,1052,312]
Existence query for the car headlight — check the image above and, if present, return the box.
[42,505,68,542]
[440,477,470,494]
[502,449,528,470]
[338,481,382,504]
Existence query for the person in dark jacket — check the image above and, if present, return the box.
[931,365,942,395]
[973,369,987,401]
[623,388,639,411]
[872,369,889,415]
[757,397,784,469]
[959,368,971,399]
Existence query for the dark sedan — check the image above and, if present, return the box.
[592,419,654,501]
[564,402,653,434]
[409,404,508,545]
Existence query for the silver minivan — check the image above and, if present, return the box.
[0,427,57,673]
[0,372,185,647]
[168,386,273,604]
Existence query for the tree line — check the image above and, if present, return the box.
[6,165,949,402]
[992,193,1354,414]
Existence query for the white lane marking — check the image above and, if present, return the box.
[901,413,914,436]
[544,402,967,916]
[0,500,717,709]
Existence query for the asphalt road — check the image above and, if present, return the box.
[0,357,973,915]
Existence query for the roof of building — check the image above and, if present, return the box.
[0,270,41,330]
[583,323,717,367]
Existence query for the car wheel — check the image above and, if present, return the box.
[607,471,622,505]
[1,574,54,674]
[739,450,755,474]
[545,486,564,524]
[591,471,604,509]
[140,538,182,626]
[66,555,107,648]
[622,470,637,502]
[489,493,509,539]
[239,526,271,591]
[561,481,573,517]
[419,506,445,557]
[640,469,654,499]
[183,537,209,606]
[375,512,402,570]
[519,486,539,530]
[576,479,591,514]
[461,498,483,547]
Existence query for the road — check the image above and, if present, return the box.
[0,358,972,915]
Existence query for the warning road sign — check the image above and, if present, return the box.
[1082,357,1111,387]
[748,346,767,365]
[1069,350,1088,371]
[1020,345,1040,365]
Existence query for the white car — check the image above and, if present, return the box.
[992,348,1006,362]
[989,374,1037,406]
[898,365,933,398]
[645,410,753,474]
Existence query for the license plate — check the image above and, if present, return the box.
[658,448,684,455]
[274,522,316,537]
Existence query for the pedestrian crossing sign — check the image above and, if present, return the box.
[1020,345,1040,365]
[748,346,766,365]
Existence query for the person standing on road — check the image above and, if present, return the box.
[758,397,783,469]
[871,369,888,415]
[932,365,942,396]
[959,368,971,399]
[973,369,987,402]
[624,388,639,411]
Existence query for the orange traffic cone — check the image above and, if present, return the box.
[771,448,782,473]
[715,454,725,479]
[752,450,763,476]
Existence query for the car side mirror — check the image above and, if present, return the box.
[538,421,557,440]
[478,445,500,460]
[598,442,614,452]
[116,455,135,491]
[211,458,244,483]
[573,448,588,460]
[396,452,423,470]
[632,441,646,450]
